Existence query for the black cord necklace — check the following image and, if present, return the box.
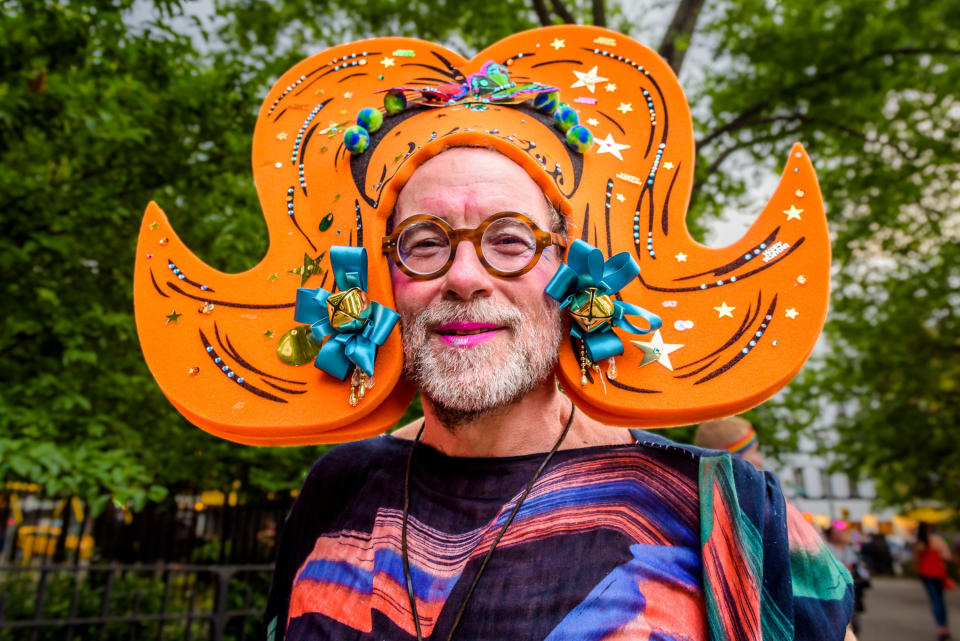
[400,402,576,641]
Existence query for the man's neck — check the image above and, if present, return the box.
[407,379,633,457]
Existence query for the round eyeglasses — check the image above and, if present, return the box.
[381,212,567,280]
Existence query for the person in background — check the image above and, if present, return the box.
[915,521,954,641]
[861,532,894,576]
[826,523,868,636]
[694,415,764,469]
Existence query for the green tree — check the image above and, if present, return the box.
[0,0,323,512]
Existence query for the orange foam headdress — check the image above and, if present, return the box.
[134,25,830,445]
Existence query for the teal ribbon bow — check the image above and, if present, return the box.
[545,239,662,362]
[294,246,399,380]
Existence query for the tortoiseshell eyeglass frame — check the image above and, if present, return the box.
[381,211,567,280]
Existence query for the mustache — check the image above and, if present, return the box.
[408,298,524,330]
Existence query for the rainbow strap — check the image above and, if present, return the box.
[725,428,758,454]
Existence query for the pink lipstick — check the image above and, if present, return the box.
[435,321,504,347]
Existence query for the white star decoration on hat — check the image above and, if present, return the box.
[570,66,609,94]
[595,133,630,161]
[631,330,683,371]
[783,205,803,221]
[714,302,736,318]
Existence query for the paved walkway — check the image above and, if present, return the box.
[859,576,960,640]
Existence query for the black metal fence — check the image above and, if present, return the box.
[0,563,273,641]
[0,491,294,566]
[91,500,290,565]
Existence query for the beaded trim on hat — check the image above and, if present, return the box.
[341,60,595,155]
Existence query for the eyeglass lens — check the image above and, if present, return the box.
[397,217,538,275]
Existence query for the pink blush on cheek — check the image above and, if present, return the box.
[388,267,424,309]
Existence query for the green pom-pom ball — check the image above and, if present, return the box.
[383,90,407,116]
[343,125,370,154]
[565,125,594,153]
[533,91,559,114]
[356,107,383,133]
[553,103,579,132]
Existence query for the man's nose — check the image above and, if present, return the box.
[442,241,493,301]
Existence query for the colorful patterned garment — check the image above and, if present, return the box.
[265,432,853,641]
[640,430,854,641]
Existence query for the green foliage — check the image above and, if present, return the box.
[218,0,540,57]
[0,0,325,510]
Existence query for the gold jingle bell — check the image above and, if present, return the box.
[276,325,321,367]
[326,287,371,332]
[569,287,615,333]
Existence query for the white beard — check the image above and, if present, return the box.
[401,296,563,424]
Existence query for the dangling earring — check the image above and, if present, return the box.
[349,368,375,406]
[606,357,618,381]
[578,340,600,387]
[350,368,366,406]
[293,246,399,407]
[545,240,662,387]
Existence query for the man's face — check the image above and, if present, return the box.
[390,148,564,422]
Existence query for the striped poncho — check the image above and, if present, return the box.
[265,431,852,641]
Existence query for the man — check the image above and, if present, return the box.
[266,148,706,640]
[132,26,853,641]
[263,147,853,641]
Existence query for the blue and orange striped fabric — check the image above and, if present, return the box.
[682,433,853,641]
[265,433,853,641]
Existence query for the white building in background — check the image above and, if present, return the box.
[773,432,899,532]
